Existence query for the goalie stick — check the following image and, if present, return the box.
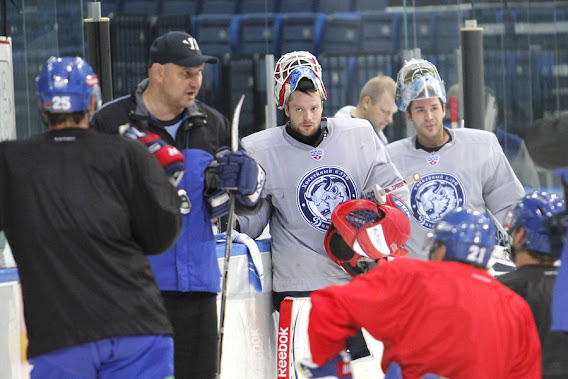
[361,173,421,205]
[217,94,245,377]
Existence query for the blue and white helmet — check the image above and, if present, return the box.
[273,51,327,110]
[395,58,446,112]
[36,56,102,113]
[426,207,496,267]
[505,191,566,256]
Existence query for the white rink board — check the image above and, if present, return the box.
[0,36,16,270]
[0,279,22,379]
[216,240,277,378]
[0,36,16,142]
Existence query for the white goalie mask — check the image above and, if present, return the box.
[273,51,327,109]
[395,58,446,112]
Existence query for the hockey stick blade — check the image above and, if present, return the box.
[361,173,421,205]
[231,94,245,152]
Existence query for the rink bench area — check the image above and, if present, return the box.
[0,238,276,379]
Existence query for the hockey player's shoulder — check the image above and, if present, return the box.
[385,136,413,153]
[454,127,498,144]
[242,126,283,150]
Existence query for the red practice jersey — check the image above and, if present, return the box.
[309,258,541,379]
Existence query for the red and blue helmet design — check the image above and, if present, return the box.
[273,51,327,109]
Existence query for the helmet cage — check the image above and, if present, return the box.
[395,59,446,111]
[273,51,327,109]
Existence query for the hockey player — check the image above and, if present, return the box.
[525,114,568,334]
[303,205,541,378]
[386,58,524,259]
[443,84,540,188]
[0,56,182,377]
[90,31,265,378]
[235,51,409,377]
[334,75,398,145]
[498,191,568,377]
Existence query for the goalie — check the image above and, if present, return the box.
[300,204,541,378]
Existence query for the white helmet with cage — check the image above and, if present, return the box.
[395,58,446,112]
[273,51,327,110]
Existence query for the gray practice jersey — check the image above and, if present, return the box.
[237,118,409,292]
[386,127,525,259]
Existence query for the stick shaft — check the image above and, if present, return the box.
[217,94,245,377]
[379,173,421,196]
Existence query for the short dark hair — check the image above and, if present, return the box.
[295,77,318,96]
[526,248,560,265]
[406,97,445,116]
[46,112,86,127]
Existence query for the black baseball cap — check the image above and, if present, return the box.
[149,31,218,67]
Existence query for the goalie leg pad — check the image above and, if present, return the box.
[278,297,312,379]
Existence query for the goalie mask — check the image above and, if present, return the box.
[36,56,102,113]
[395,58,446,112]
[274,51,327,109]
[324,198,410,277]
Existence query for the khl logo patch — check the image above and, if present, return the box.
[310,149,324,161]
[427,155,439,166]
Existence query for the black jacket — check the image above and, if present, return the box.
[499,265,568,377]
[90,80,262,293]
[0,128,181,357]
[91,80,229,157]
[90,79,262,216]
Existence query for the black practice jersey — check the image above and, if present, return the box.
[499,265,568,377]
[0,128,181,357]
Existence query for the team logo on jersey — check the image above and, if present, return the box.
[427,155,439,166]
[310,149,324,161]
[410,172,465,229]
[297,166,358,232]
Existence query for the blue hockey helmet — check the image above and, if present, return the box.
[426,207,496,267]
[505,191,566,256]
[36,56,101,113]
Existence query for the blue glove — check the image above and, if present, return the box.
[205,189,230,219]
[384,361,442,379]
[215,147,265,207]
[297,351,352,379]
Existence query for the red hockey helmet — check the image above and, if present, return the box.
[324,198,410,276]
